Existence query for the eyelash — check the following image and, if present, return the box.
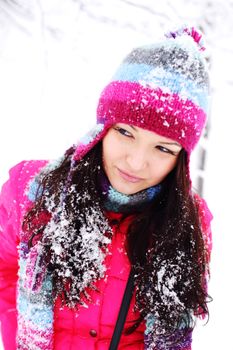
[114,126,176,156]
[156,146,176,156]
[114,126,132,137]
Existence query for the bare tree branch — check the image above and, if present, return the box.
[119,0,171,20]
[0,0,34,34]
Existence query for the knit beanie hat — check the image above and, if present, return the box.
[73,26,210,162]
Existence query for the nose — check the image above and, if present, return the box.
[126,148,148,172]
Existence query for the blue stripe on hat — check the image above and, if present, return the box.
[112,63,208,112]
[79,123,105,145]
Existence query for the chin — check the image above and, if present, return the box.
[111,181,144,195]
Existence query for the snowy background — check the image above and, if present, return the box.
[0,0,233,349]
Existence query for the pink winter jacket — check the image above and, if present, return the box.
[0,161,145,350]
[0,161,213,350]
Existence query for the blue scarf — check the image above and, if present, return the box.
[98,170,162,213]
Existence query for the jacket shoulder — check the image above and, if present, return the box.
[193,192,213,258]
[14,160,49,202]
[4,160,48,191]
[193,193,213,228]
[0,160,49,235]
[11,160,48,186]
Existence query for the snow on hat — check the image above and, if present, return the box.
[73,26,210,162]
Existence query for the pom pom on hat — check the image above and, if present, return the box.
[73,26,210,161]
[165,26,206,51]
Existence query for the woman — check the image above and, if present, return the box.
[0,26,213,350]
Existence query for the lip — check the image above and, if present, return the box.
[117,168,143,183]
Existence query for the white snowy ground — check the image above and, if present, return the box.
[0,1,233,349]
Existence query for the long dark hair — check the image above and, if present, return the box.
[23,141,211,341]
[125,150,211,342]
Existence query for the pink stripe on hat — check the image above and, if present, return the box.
[97,81,206,153]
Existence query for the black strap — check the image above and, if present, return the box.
[109,268,135,350]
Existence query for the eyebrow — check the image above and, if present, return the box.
[129,125,138,132]
[160,142,182,148]
[129,125,181,147]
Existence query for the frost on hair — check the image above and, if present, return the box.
[41,186,112,307]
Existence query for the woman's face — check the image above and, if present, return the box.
[102,123,182,195]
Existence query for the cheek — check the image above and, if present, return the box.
[102,135,125,166]
[165,158,178,173]
[150,157,177,180]
[102,135,118,169]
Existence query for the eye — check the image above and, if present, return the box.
[113,126,133,138]
[156,145,176,156]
